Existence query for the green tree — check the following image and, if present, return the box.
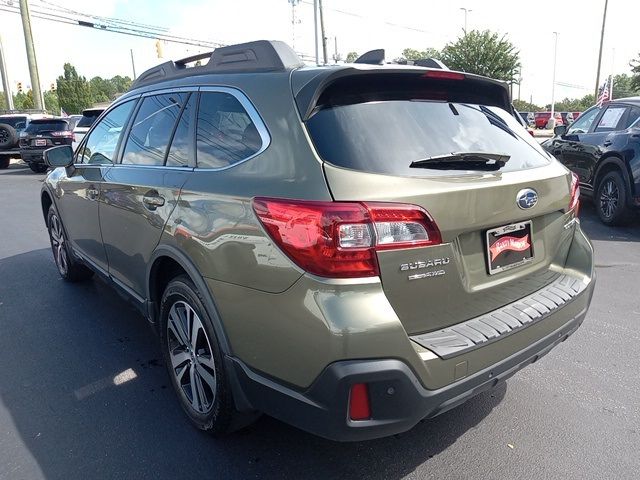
[440,30,521,82]
[631,53,640,91]
[611,73,639,99]
[56,63,92,114]
[13,90,34,110]
[110,75,132,94]
[513,99,541,112]
[44,90,60,114]
[345,51,359,63]
[89,76,115,103]
[400,47,441,61]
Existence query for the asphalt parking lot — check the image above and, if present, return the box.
[0,160,638,480]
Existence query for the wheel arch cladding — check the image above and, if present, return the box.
[146,245,233,355]
[595,154,635,196]
[41,190,53,225]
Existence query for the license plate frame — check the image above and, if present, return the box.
[485,221,534,275]
[35,139,47,147]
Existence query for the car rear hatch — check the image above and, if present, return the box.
[21,119,72,148]
[295,68,578,335]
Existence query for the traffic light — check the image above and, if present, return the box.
[155,39,163,58]
[50,83,56,91]
[17,82,23,93]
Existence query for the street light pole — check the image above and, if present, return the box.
[19,0,44,111]
[460,8,472,33]
[550,32,559,125]
[594,0,609,98]
[0,35,14,110]
[313,0,319,65]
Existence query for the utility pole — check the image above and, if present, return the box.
[313,0,319,65]
[0,35,14,110]
[288,0,300,50]
[609,48,615,100]
[550,32,559,126]
[318,0,328,64]
[19,0,44,110]
[333,36,338,64]
[460,8,472,33]
[594,0,609,98]
[130,49,136,80]
[517,67,522,101]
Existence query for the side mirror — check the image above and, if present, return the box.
[44,145,74,168]
[554,125,567,136]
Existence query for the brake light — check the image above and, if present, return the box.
[422,70,465,80]
[51,131,74,138]
[252,198,441,278]
[349,383,371,421]
[569,172,580,215]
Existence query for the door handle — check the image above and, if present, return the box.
[142,193,165,210]
[603,140,612,147]
[87,187,99,200]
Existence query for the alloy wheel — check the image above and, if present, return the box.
[49,213,68,275]
[167,300,217,414]
[599,179,619,219]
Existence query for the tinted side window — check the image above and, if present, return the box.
[79,101,135,165]
[166,94,196,167]
[595,106,627,132]
[196,92,263,169]
[122,93,186,166]
[567,106,601,135]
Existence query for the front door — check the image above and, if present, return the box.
[55,100,137,273]
[99,91,195,299]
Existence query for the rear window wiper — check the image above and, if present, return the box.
[409,152,511,171]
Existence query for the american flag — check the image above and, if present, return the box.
[596,77,611,107]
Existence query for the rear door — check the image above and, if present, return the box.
[304,73,576,335]
[56,100,136,273]
[99,91,195,299]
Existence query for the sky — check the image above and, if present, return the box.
[0,0,638,107]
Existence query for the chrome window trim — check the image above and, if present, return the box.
[195,86,271,171]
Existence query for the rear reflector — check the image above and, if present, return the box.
[253,198,441,278]
[349,383,371,421]
[51,131,74,139]
[422,70,465,80]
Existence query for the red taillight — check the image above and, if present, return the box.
[422,70,465,80]
[252,198,441,278]
[349,383,371,421]
[569,172,580,215]
[51,131,73,138]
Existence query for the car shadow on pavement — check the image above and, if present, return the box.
[0,248,506,480]
[579,202,640,243]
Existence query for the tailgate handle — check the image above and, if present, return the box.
[142,192,165,209]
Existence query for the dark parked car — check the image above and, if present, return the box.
[40,40,594,441]
[0,111,50,169]
[20,118,74,172]
[543,97,640,225]
[534,111,563,129]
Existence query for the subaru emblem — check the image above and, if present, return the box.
[516,188,538,209]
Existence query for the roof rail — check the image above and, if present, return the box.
[0,109,48,115]
[413,58,448,69]
[131,40,304,90]
[354,49,385,65]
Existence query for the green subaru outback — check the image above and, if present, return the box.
[40,41,595,441]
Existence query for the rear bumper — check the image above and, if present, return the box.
[228,276,593,441]
[20,148,46,163]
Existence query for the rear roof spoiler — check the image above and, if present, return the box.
[131,40,304,90]
[292,68,512,121]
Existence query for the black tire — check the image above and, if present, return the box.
[29,163,48,173]
[596,170,632,226]
[0,156,9,169]
[160,275,251,435]
[0,123,18,148]
[46,205,94,282]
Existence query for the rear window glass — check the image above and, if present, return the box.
[25,120,69,133]
[76,111,103,128]
[0,116,27,129]
[307,99,551,177]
